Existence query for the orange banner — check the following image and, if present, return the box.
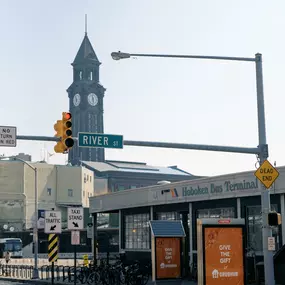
[204,227,244,285]
[156,237,181,279]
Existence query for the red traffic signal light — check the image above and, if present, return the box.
[63,112,72,120]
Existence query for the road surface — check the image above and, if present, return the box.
[0,280,35,285]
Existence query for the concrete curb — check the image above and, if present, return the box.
[0,277,67,284]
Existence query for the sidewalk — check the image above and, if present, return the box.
[0,276,198,285]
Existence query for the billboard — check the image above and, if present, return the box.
[204,227,244,285]
[155,237,181,279]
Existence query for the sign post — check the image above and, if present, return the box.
[68,207,84,285]
[197,218,246,285]
[74,242,77,285]
[78,132,123,149]
[0,126,17,147]
[48,234,58,285]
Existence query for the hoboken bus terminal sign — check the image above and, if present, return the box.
[181,178,258,198]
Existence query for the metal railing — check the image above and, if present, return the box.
[0,257,151,285]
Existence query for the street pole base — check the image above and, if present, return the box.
[32,268,39,279]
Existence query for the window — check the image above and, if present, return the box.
[118,185,125,191]
[68,189,73,197]
[47,188,51,196]
[197,207,235,219]
[247,205,279,252]
[79,71,83,80]
[156,212,182,221]
[90,71,93,80]
[124,213,150,249]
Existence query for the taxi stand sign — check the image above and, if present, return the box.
[68,207,84,230]
[254,159,279,189]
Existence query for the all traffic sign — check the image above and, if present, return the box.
[254,160,279,189]
[68,207,84,230]
[44,211,62,234]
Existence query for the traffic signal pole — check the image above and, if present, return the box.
[16,134,259,155]
[255,53,275,285]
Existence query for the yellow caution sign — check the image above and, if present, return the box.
[255,160,279,189]
[83,254,88,266]
[48,234,58,263]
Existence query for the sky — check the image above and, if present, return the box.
[0,0,284,177]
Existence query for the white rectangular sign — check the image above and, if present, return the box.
[87,223,93,239]
[268,237,276,251]
[68,207,84,230]
[44,211,62,234]
[0,126,17,147]
[71,231,80,245]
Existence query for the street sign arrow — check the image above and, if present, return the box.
[73,222,79,228]
[50,225,56,231]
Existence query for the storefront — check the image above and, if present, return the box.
[89,166,285,274]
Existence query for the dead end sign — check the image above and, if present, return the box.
[68,207,84,230]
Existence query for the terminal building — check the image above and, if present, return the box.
[89,165,285,276]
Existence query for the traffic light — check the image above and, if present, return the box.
[268,212,282,226]
[53,112,74,153]
[62,112,74,149]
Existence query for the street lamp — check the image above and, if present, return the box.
[111,51,274,285]
[0,157,39,279]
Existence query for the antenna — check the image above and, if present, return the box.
[85,14,88,35]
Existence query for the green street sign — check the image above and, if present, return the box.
[78,132,123,149]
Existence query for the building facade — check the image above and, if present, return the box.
[89,166,285,277]
[82,160,202,227]
[0,160,94,232]
[67,32,106,165]
[83,160,202,195]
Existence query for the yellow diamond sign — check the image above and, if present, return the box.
[254,160,279,189]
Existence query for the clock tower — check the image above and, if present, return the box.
[67,31,106,165]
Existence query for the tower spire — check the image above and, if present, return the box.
[85,14,88,35]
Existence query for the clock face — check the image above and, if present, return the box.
[88,93,98,106]
[73,93,81,106]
